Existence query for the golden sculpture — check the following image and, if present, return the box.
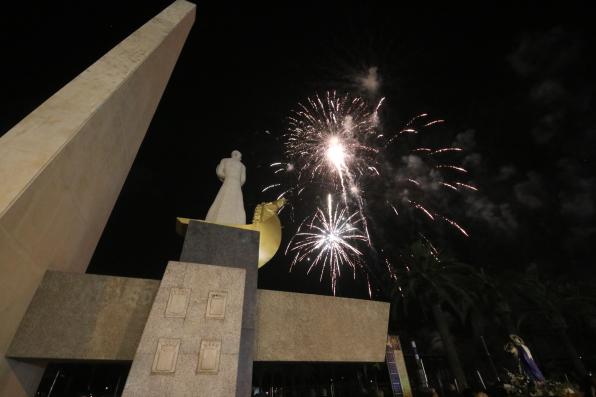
[176,198,286,268]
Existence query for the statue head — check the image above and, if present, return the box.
[504,341,517,354]
[509,334,525,346]
[231,150,242,160]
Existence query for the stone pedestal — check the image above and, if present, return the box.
[123,221,259,397]
[181,221,259,397]
[122,262,246,396]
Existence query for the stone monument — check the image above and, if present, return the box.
[7,149,391,396]
[2,4,393,396]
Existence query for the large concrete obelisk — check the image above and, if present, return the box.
[0,2,195,395]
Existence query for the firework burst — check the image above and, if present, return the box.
[263,91,475,294]
[287,194,367,295]
[281,91,383,199]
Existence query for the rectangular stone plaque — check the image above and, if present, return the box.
[197,340,221,374]
[206,290,228,319]
[165,288,190,318]
[152,338,181,374]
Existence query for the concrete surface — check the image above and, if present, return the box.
[255,289,390,362]
[0,1,195,395]
[9,273,390,365]
[7,272,159,361]
[180,221,259,396]
[122,262,246,397]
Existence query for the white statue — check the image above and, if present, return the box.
[205,150,247,225]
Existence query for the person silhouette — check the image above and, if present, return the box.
[205,150,247,224]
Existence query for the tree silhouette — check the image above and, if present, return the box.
[391,239,476,388]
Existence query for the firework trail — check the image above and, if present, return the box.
[286,194,368,295]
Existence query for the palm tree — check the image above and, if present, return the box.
[512,267,590,377]
[476,269,519,335]
[391,239,476,389]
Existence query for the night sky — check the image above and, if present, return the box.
[2,1,594,299]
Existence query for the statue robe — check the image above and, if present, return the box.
[205,157,246,224]
[517,344,545,382]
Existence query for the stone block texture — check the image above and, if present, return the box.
[180,221,259,396]
[7,272,159,361]
[8,275,391,366]
[255,290,390,362]
[122,262,246,397]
